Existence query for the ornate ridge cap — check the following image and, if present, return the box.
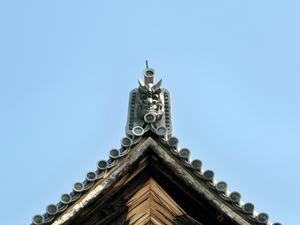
[125,67,173,139]
[30,68,281,225]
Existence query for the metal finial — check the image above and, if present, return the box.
[146,60,148,68]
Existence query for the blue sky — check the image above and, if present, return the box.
[0,1,299,224]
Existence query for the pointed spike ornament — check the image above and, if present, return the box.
[146,60,149,69]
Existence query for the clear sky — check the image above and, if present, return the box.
[0,1,299,224]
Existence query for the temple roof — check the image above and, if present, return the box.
[30,68,281,225]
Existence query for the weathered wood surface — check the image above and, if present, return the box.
[126,178,187,225]
[52,138,152,225]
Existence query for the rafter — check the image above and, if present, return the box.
[126,178,190,225]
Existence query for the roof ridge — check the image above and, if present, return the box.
[31,132,281,225]
[30,68,281,225]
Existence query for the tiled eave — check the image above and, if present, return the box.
[30,131,281,225]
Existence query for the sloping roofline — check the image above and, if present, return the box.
[30,67,280,225]
[33,136,274,225]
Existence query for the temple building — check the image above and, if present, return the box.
[31,67,281,225]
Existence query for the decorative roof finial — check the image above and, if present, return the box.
[126,66,172,138]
